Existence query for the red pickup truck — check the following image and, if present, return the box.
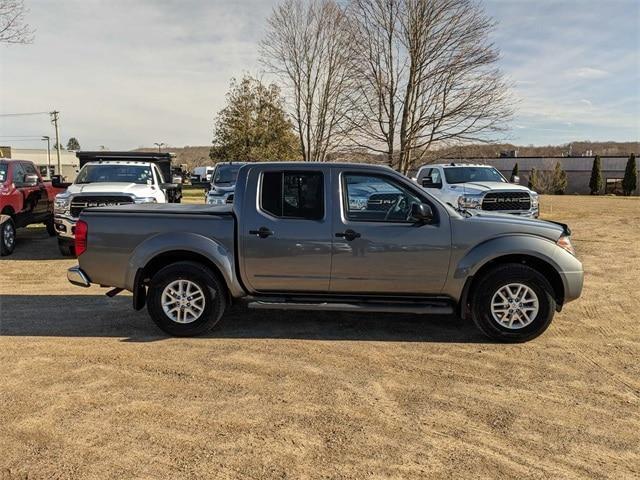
[0,159,64,255]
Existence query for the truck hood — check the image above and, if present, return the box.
[449,182,531,195]
[67,183,156,196]
[467,210,566,241]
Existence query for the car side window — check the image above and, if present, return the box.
[261,171,324,220]
[343,173,423,223]
[12,163,26,185]
[23,163,38,176]
[430,169,442,184]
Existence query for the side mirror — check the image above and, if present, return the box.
[422,178,442,189]
[511,175,520,184]
[51,175,71,188]
[24,174,39,186]
[411,202,433,223]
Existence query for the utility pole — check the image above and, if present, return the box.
[50,111,61,174]
[42,136,51,177]
[154,142,166,153]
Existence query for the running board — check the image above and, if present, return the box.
[248,299,453,315]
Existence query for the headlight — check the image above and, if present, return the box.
[133,197,157,204]
[458,194,483,209]
[349,197,367,210]
[54,193,71,215]
[531,192,539,209]
[557,235,575,256]
[207,195,226,206]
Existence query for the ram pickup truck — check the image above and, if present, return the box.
[54,151,180,256]
[415,163,539,218]
[67,162,583,342]
[0,159,63,255]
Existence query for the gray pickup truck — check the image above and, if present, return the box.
[67,162,583,342]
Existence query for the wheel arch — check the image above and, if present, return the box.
[455,236,566,318]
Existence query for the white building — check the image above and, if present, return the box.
[0,147,79,180]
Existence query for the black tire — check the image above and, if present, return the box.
[0,217,16,256]
[471,263,556,343]
[45,217,56,236]
[146,261,227,336]
[58,239,75,257]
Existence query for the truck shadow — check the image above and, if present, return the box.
[7,226,65,261]
[0,295,489,343]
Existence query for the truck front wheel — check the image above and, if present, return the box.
[147,261,227,336]
[0,217,16,256]
[471,264,556,343]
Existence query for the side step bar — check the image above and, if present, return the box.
[248,300,453,315]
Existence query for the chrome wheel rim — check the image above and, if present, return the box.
[161,279,207,324]
[490,283,539,330]
[3,223,14,249]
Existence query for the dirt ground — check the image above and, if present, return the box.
[0,195,638,479]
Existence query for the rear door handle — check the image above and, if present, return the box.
[249,226,274,239]
[335,229,361,241]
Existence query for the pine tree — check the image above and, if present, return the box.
[66,137,81,151]
[589,155,602,195]
[552,162,567,195]
[210,75,301,162]
[528,168,538,192]
[510,162,519,182]
[622,153,637,196]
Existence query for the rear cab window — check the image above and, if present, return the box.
[260,171,324,220]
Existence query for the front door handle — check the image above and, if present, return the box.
[335,229,361,241]
[249,226,274,239]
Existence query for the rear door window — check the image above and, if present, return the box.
[261,171,324,220]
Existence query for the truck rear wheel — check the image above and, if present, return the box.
[1,217,16,256]
[471,264,556,343]
[147,261,227,336]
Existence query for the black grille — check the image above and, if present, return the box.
[70,195,134,217]
[482,192,531,211]
[226,194,234,204]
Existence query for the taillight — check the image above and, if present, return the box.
[75,219,88,256]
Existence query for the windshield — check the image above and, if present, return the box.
[0,164,7,183]
[75,164,153,184]
[213,164,242,185]
[444,166,506,184]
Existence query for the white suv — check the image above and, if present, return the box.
[415,163,539,218]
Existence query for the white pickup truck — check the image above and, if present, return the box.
[54,152,179,256]
[415,163,539,218]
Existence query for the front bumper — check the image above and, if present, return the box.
[54,214,77,240]
[67,265,91,287]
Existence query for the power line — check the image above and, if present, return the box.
[0,111,51,117]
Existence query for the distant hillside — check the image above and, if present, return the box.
[136,141,639,171]
[134,146,211,171]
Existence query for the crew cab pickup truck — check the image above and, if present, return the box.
[0,159,63,255]
[415,163,539,218]
[67,163,583,342]
[54,151,180,256]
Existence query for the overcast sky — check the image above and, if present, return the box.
[1,0,638,151]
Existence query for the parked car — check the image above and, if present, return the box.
[205,162,248,206]
[0,159,64,256]
[415,163,539,218]
[53,151,180,256]
[67,162,583,342]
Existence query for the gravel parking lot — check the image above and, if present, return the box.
[1,195,638,479]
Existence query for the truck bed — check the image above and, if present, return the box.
[87,203,233,215]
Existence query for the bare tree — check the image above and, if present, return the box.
[0,0,34,44]
[260,0,353,162]
[347,0,512,174]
